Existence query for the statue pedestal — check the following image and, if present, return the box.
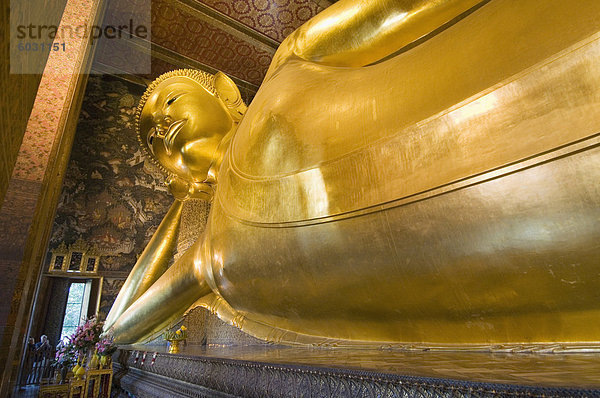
[112,345,600,397]
[112,308,600,397]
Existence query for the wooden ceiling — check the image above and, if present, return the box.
[93,0,335,101]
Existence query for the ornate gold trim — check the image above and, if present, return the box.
[49,239,102,274]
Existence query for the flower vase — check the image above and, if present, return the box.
[72,362,82,380]
[88,349,99,370]
[167,339,181,353]
[75,365,86,380]
[99,355,111,369]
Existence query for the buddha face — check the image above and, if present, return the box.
[139,75,233,183]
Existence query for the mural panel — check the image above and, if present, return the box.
[48,74,173,317]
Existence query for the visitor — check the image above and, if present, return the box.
[34,335,50,351]
[55,336,69,350]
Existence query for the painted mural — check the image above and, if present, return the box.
[48,74,174,318]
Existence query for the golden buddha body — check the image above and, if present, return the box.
[107,0,600,349]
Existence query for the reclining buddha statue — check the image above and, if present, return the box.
[106,0,600,349]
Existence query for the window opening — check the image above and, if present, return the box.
[59,280,91,339]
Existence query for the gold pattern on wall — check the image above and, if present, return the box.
[49,239,101,274]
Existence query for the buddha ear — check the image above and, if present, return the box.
[213,72,247,121]
[167,176,192,201]
[167,176,214,201]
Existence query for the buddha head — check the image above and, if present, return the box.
[136,69,246,200]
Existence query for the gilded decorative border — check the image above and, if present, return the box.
[114,349,600,397]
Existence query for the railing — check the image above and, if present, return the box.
[20,345,55,386]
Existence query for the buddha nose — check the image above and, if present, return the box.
[152,112,172,136]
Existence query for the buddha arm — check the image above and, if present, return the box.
[109,237,211,344]
[265,0,487,79]
[104,200,184,331]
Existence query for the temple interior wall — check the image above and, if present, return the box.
[32,74,190,345]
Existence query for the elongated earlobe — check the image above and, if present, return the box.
[214,72,247,121]
[167,176,214,201]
